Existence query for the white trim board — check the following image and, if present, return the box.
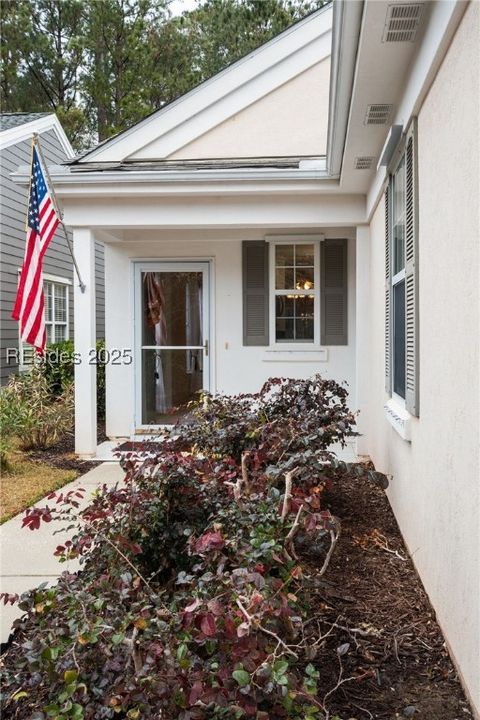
[0,114,74,158]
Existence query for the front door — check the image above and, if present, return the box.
[134,262,210,427]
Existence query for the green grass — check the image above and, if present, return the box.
[0,451,79,524]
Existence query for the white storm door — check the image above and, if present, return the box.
[134,262,210,427]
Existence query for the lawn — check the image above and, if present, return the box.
[0,450,79,524]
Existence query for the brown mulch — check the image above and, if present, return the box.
[304,472,473,719]
[26,421,108,473]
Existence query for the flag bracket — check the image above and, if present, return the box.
[33,134,86,294]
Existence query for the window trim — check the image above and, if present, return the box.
[44,277,70,345]
[385,117,419,428]
[267,237,322,349]
[387,143,408,407]
[18,272,71,370]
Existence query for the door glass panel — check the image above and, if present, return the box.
[140,269,206,425]
[142,349,203,425]
[142,271,203,347]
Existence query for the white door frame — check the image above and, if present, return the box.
[133,260,211,429]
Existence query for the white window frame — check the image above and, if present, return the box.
[267,236,323,349]
[390,153,407,405]
[44,274,71,345]
[18,272,71,371]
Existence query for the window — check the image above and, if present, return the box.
[242,238,347,348]
[385,119,419,418]
[44,280,69,343]
[392,156,406,399]
[19,276,70,369]
[273,242,317,343]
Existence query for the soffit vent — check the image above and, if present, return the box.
[382,4,424,43]
[365,104,393,125]
[354,156,375,170]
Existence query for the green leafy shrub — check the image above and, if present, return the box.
[43,339,106,418]
[0,387,24,472]
[1,376,386,719]
[2,367,74,450]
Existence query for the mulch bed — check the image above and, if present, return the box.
[306,472,473,719]
[26,421,108,473]
[0,458,473,719]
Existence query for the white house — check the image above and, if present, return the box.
[14,0,479,713]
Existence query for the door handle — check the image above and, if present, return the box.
[204,339,209,357]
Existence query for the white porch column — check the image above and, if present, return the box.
[355,225,371,457]
[73,228,97,456]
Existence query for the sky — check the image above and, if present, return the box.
[169,0,199,15]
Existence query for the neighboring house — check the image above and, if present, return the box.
[0,112,105,383]
[13,1,478,713]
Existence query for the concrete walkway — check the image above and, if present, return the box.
[0,462,124,644]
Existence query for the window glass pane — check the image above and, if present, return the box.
[54,284,67,322]
[393,222,405,274]
[275,267,295,290]
[393,158,405,221]
[393,157,406,274]
[295,244,314,266]
[275,295,294,318]
[275,317,294,342]
[393,280,406,398]
[45,282,53,322]
[295,318,314,341]
[55,324,67,343]
[275,296,314,342]
[295,294,314,317]
[295,268,314,290]
[275,245,294,267]
[45,322,54,344]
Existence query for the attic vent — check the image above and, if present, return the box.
[383,4,424,43]
[365,104,393,125]
[354,157,375,170]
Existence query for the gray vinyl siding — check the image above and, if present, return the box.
[0,126,105,385]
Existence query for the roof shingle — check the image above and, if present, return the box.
[0,112,52,132]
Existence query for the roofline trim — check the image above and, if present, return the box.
[326,0,364,177]
[0,113,74,157]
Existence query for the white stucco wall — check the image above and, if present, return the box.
[169,59,330,159]
[364,3,479,712]
[104,232,356,438]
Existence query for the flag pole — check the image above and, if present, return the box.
[33,133,86,294]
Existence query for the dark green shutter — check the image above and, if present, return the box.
[242,240,269,346]
[385,185,392,393]
[320,239,348,345]
[405,119,419,417]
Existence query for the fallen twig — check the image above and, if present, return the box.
[318,524,341,578]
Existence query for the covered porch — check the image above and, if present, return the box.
[69,185,371,458]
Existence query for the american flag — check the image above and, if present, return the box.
[12,145,60,353]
